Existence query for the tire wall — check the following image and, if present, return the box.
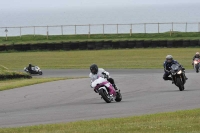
[0,40,199,51]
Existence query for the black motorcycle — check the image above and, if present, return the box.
[170,64,186,91]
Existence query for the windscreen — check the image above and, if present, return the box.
[171,64,179,71]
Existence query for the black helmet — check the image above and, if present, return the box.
[90,64,98,74]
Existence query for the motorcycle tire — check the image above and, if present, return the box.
[39,71,43,75]
[115,92,122,102]
[176,77,184,91]
[99,89,111,103]
[195,64,199,73]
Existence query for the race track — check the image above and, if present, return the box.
[0,69,200,127]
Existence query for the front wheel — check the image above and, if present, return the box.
[195,64,199,73]
[115,92,122,102]
[99,89,111,103]
[176,77,184,91]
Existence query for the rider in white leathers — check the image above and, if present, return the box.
[89,68,109,82]
[89,64,119,92]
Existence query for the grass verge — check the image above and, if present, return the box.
[0,65,31,80]
[0,108,199,133]
[0,77,72,91]
[0,70,31,80]
[0,32,200,45]
[0,48,199,69]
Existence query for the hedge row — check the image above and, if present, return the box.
[0,71,32,80]
[1,40,200,51]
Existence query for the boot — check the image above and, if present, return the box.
[113,84,119,92]
[109,94,114,101]
[196,69,199,73]
[184,75,188,80]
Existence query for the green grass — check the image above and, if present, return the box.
[0,32,200,45]
[0,77,73,91]
[0,65,8,70]
[0,48,199,70]
[0,65,31,80]
[0,108,199,133]
[0,70,31,79]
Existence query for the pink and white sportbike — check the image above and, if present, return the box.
[91,77,122,103]
[193,58,200,73]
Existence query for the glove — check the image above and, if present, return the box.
[166,70,171,74]
[102,72,108,79]
[102,72,106,75]
[104,75,109,79]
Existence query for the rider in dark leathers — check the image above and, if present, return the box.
[163,55,188,81]
[28,63,35,73]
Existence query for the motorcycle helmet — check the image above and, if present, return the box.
[90,64,98,74]
[196,52,200,57]
[166,55,173,63]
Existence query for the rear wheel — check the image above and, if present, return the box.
[99,89,111,103]
[115,92,122,102]
[176,77,184,91]
[39,71,43,75]
[28,71,32,74]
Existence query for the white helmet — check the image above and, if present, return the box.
[196,52,199,55]
[166,55,173,60]
[166,55,173,63]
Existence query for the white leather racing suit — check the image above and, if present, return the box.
[89,68,109,82]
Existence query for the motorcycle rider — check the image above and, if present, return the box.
[192,52,200,63]
[89,64,119,93]
[163,55,188,82]
[192,52,200,72]
[192,52,200,62]
[28,63,35,73]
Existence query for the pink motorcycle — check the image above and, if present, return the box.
[193,58,200,73]
[91,77,122,103]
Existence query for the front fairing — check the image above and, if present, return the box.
[24,67,29,72]
[171,64,181,75]
[91,77,108,88]
[194,58,200,65]
[32,66,41,72]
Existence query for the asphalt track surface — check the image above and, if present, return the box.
[0,69,200,127]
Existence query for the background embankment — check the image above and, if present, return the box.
[0,32,200,51]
